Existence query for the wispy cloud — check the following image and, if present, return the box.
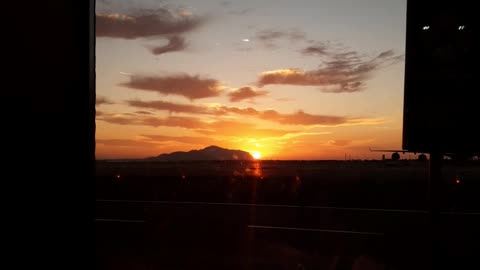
[96,139,159,148]
[127,100,213,114]
[227,87,269,102]
[255,29,307,48]
[221,107,348,126]
[98,114,205,129]
[258,49,403,93]
[141,135,221,145]
[126,99,350,126]
[328,139,352,147]
[96,8,207,39]
[134,110,154,115]
[97,113,300,138]
[121,74,223,100]
[195,120,299,137]
[300,44,330,56]
[96,96,114,106]
[149,35,187,55]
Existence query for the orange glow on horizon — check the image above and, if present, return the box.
[95,1,406,160]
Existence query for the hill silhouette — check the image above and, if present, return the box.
[146,145,254,161]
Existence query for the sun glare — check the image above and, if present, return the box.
[252,151,261,160]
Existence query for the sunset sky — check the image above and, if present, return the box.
[95,0,406,160]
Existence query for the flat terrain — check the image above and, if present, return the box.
[96,160,480,270]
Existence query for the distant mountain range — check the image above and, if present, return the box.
[146,145,254,161]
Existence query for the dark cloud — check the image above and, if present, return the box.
[258,49,403,93]
[377,50,395,58]
[150,35,187,55]
[255,29,307,48]
[228,87,269,102]
[96,9,206,39]
[96,96,114,106]
[121,74,223,100]
[301,44,329,56]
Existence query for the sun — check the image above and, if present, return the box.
[252,151,261,160]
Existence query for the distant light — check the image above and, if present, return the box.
[295,176,301,182]
[116,174,121,179]
[242,38,250,42]
[458,25,465,30]
[422,26,430,30]
[182,175,186,180]
[455,177,461,184]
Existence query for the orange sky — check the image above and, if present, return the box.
[95,0,406,160]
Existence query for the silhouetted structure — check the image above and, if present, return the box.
[403,1,478,155]
[404,2,478,269]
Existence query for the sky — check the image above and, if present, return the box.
[95,0,406,160]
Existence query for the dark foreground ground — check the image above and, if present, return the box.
[96,160,480,270]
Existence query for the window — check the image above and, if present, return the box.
[95,1,478,269]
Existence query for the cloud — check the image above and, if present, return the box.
[142,116,206,129]
[255,29,307,48]
[134,110,154,115]
[96,96,114,106]
[223,107,348,126]
[121,74,223,100]
[328,140,352,147]
[149,35,187,55]
[141,135,221,145]
[227,87,269,102]
[127,100,212,114]
[97,114,206,129]
[377,50,396,58]
[195,120,299,137]
[97,113,300,138]
[301,44,329,56]
[97,139,159,148]
[258,49,403,93]
[260,110,347,125]
[96,9,206,39]
[126,99,349,126]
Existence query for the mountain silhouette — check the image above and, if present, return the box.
[146,145,254,161]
